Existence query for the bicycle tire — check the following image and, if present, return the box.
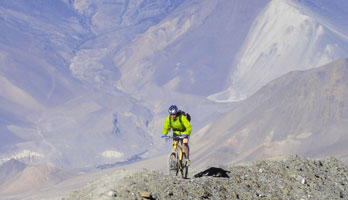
[181,153,189,179]
[168,152,178,176]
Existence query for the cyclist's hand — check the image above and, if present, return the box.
[182,134,188,138]
[162,135,167,138]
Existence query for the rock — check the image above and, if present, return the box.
[282,189,289,195]
[301,178,306,184]
[107,190,117,197]
[140,191,151,198]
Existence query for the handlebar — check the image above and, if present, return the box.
[163,135,185,139]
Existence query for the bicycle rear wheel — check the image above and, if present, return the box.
[181,153,189,179]
[168,152,178,176]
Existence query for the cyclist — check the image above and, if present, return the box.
[162,105,192,165]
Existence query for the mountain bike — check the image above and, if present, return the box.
[165,135,189,179]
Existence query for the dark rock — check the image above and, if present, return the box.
[193,167,230,178]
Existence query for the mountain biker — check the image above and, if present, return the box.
[162,105,192,165]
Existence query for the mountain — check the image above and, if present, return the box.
[208,0,348,102]
[0,159,26,185]
[0,164,76,196]
[66,0,348,102]
[0,0,193,169]
[113,0,269,96]
[2,1,348,199]
[1,0,348,171]
[192,58,348,167]
[0,0,88,154]
[0,0,241,169]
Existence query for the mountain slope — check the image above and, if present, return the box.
[0,0,179,168]
[0,164,75,195]
[114,0,269,96]
[192,58,348,167]
[0,0,88,106]
[0,0,239,169]
[0,159,26,185]
[0,0,89,155]
[1,0,348,171]
[209,0,348,102]
[68,0,186,88]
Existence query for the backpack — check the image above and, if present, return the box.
[169,110,191,128]
[178,110,191,122]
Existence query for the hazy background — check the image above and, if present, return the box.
[0,0,348,198]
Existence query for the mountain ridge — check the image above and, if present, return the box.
[192,58,348,167]
[1,0,348,173]
[208,0,348,102]
[0,159,26,185]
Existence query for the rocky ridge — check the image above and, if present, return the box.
[65,155,348,200]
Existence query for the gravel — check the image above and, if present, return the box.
[65,155,348,200]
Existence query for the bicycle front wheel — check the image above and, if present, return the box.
[168,152,178,176]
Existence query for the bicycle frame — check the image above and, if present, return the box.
[166,135,188,178]
[172,139,184,169]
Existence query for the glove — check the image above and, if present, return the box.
[162,135,167,138]
[182,134,188,138]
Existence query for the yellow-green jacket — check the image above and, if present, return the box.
[162,115,192,136]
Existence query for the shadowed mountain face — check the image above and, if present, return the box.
[192,58,348,167]
[0,159,26,185]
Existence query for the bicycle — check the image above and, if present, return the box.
[165,135,189,179]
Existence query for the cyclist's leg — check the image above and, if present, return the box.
[183,137,189,159]
[172,135,180,160]
[169,140,178,170]
[172,142,176,155]
[183,137,190,166]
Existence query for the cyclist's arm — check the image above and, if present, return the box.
[162,115,171,136]
[181,115,192,136]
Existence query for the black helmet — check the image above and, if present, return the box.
[168,105,178,115]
